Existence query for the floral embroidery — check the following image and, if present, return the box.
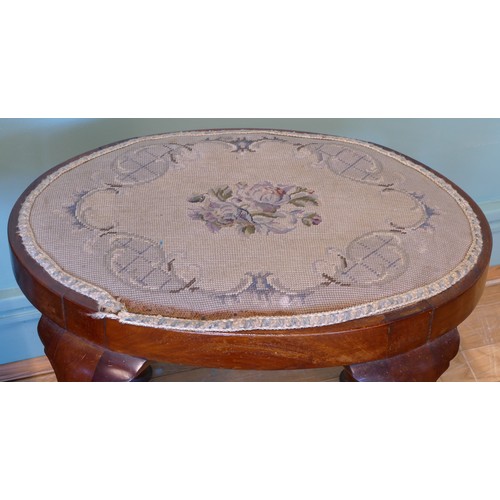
[188,181,322,235]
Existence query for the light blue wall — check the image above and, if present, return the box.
[1,119,499,364]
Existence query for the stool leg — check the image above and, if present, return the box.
[38,315,151,382]
[340,328,460,382]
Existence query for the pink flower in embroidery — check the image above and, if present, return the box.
[188,182,321,235]
[235,181,295,212]
[189,201,249,233]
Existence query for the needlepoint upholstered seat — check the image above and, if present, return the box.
[9,129,492,381]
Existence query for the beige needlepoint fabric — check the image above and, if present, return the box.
[18,130,483,332]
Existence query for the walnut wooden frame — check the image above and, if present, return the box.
[8,131,493,382]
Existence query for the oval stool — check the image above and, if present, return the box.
[8,129,492,381]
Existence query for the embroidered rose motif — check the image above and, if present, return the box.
[188,182,322,235]
[234,181,293,211]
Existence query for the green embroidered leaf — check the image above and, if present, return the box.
[251,211,279,218]
[212,186,233,201]
[288,199,304,207]
[289,186,309,195]
[188,194,205,203]
[290,195,319,206]
[242,225,256,235]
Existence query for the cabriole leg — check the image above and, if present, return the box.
[340,328,460,382]
[38,315,151,382]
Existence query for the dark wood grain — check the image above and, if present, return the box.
[38,316,150,382]
[8,130,493,381]
[340,328,460,382]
